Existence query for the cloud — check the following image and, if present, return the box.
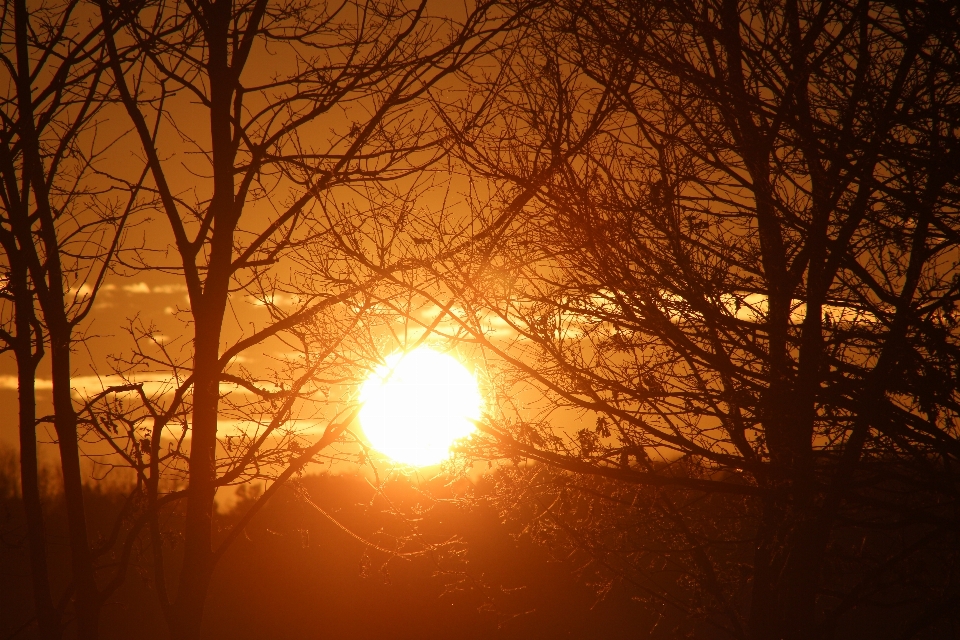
[122,282,151,294]
[0,373,285,399]
[122,282,189,294]
[153,284,189,294]
[68,283,93,303]
[0,373,182,397]
[0,375,53,390]
[247,292,304,307]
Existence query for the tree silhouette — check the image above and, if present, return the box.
[90,0,532,637]
[0,1,144,636]
[440,1,960,638]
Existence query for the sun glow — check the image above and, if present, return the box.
[358,347,482,467]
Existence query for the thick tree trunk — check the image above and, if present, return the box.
[171,319,223,640]
[49,330,100,640]
[748,494,823,640]
[751,316,821,640]
[169,5,237,636]
[748,495,783,640]
[749,395,823,640]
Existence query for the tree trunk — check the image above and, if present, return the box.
[169,5,236,635]
[13,0,100,634]
[49,328,100,640]
[749,494,822,640]
[170,317,223,640]
[10,256,61,640]
[752,370,821,640]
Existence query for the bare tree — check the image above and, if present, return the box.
[0,1,146,637]
[436,1,960,638]
[90,0,534,637]
[0,172,55,640]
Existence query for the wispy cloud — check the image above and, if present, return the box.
[122,282,189,295]
[0,373,285,399]
[0,373,181,397]
[123,282,151,294]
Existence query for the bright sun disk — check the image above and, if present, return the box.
[358,347,482,467]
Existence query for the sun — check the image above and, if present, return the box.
[358,347,482,467]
